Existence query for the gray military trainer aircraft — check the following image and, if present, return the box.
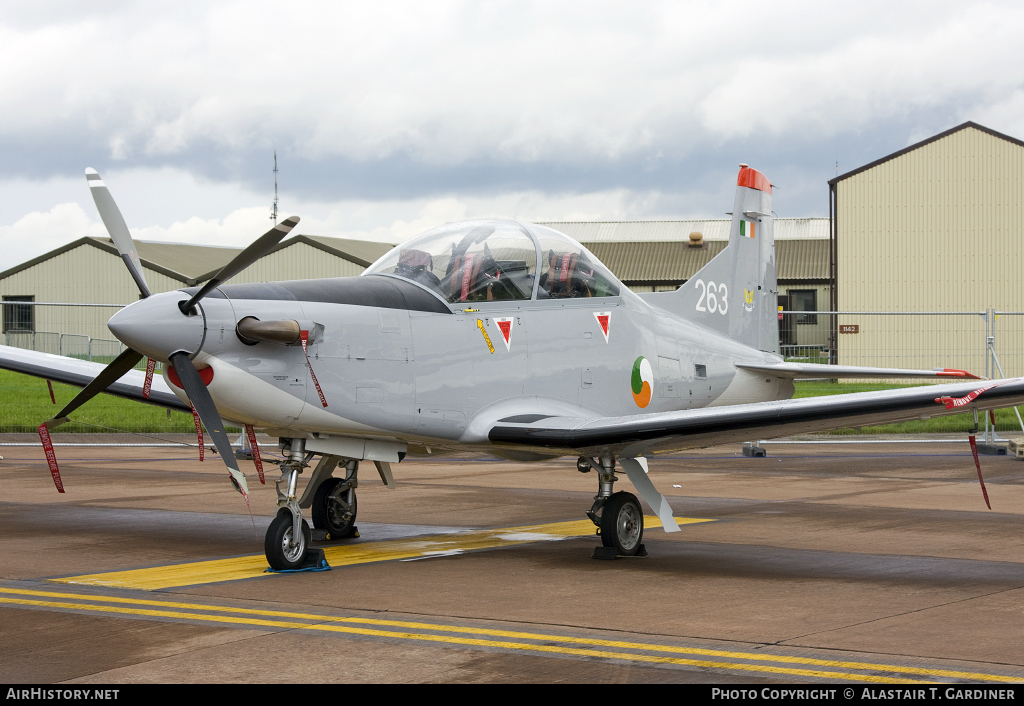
[3,165,1023,569]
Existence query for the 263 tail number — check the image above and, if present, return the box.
[694,279,728,315]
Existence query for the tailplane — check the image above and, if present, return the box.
[650,165,778,354]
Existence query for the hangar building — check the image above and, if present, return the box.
[828,121,1024,376]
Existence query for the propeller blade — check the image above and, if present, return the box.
[85,168,152,299]
[180,216,299,314]
[169,351,249,497]
[44,348,144,429]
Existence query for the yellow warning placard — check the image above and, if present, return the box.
[477,318,494,354]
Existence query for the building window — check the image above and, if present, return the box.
[789,290,817,324]
[2,296,34,333]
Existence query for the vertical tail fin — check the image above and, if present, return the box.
[673,165,778,353]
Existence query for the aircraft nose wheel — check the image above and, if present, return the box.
[265,510,312,570]
[311,477,358,538]
[600,491,644,556]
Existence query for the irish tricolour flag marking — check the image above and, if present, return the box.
[494,317,514,351]
[631,356,653,409]
[740,220,755,239]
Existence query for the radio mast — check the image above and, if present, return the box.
[270,150,279,225]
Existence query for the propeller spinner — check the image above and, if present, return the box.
[37,168,299,497]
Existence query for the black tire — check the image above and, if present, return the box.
[600,491,644,556]
[265,510,312,570]
[311,477,357,538]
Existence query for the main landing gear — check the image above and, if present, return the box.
[311,460,359,539]
[579,455,646,559]
[264,439,361,571]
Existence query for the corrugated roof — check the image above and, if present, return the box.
[123,239,242,280]
[777,239,829,281]
[0,234,395,285]
[540,220,731,243]
[536,217,828,242]
[124,236,394,280]
[583,239,828,283]
[0,236,233,284]
[584,241,726,282]
[291,236,395,267]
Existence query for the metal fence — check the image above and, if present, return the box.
[781,311,1023,377]
[4,330,127,362]
[781,310,1024,438]
[2,302,130,363]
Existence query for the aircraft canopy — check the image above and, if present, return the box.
[364,220,621,304]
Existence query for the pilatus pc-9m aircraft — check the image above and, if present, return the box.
[3,165,1023,570]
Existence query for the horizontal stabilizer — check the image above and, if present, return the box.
[735,362,981,380]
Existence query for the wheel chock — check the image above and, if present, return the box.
[312,526,359,542]
[742,443,767,457]
[975,443,1007,455]
[264,548,331,574]
[300,547,328,569]
[592,544,648,560]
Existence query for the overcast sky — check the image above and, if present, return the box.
[2,0,1022,270]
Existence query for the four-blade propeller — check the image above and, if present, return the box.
[39,168,299,498]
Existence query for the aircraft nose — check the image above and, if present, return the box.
[107,291,206,361]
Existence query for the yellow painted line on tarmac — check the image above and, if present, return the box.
[51,516,712,591]
[0,593,926,683]
[0,585,1017,684]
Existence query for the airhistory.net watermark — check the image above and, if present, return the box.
[6,690,118,700]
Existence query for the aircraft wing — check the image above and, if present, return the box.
[488,378,1024,457]
[735,362,980,380]
[0,344,189,412]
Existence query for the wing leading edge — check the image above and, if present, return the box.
[488,378,1024,457]
[0,344,189,412]
[735,362,981,380]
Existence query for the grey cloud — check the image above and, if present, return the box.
[3,1,1023,226]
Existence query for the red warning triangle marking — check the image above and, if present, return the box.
[494,317,514,351]
[594,311,610,343]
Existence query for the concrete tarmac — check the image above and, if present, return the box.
[1,436,1023,684]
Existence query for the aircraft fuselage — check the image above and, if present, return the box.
[109,274,792,456]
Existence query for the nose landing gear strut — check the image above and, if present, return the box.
[265,438,322,570]
[580,455,646,559]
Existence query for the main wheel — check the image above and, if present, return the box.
[265,510,312,570]
[311,477,357,538]
[600,491,644,556]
